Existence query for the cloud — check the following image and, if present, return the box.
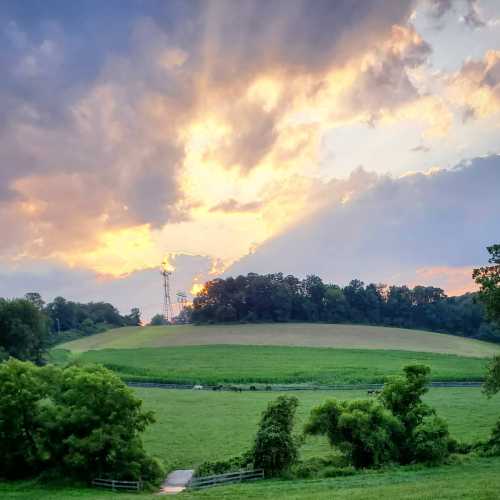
[410,144,431,152]
[447,50,500,118]
[0,0,426,272]
[462,0,486,28]
[209,199,263,213]
[227,155,500,293]
[0,253,216,322]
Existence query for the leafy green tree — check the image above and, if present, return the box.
[0,359,49,478]
[0,298,49,363]
[473,244,500,327]
[24,292,45,311]
[483,355,500,397]
[379,365,448,464]
[250,395,299,476]
[0,360,164,485]
[150,313,167,326]
[126,307,142,326]
[305,399,401,468]
[305,365,451,468]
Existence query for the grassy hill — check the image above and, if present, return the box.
[52,323,500,386]
[59,323,500,357]
[54,345,490,385]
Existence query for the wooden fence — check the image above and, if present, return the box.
[92,478,143,492]
[189,469,264,489]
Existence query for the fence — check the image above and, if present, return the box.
[92,478,143,492]
[189,469,264,489]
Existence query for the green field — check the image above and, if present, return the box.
[2,387,500,499]
[59,323,500,357]
[54,322,500,386]
[137,387,500,469]
[54,345,491,385]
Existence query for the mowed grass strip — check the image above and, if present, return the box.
[3,457,500,499]
[137,387,500,469]
[180,457,500,500]
[59,323,500,358]
[56,345,491,385]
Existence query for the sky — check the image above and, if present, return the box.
[0,0,499,320]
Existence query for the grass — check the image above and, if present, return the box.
[53,345,491,385]
[136,387,500,469]
[2,458,500,499]
[58,323,500,358]
[2,387,500,499]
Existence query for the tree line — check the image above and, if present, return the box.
[0,293,141,364]
[191,273,498,341]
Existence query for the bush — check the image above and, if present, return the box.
[0,298,49,363]
[304,365,451,469]
[196,454,251,477]
[412,416,451,464]
[249,395,299,476]
[379,364,450,464]
[305,399,402,468]
[0,359,164,486]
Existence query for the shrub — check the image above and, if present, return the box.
[305,399,402,468]
[379,364,450,464]
[196,454,250,477]
[304,365,451,469]
[0,359,164,486]
[0,298,49,363]
[249,395,299,476]
[412,416,451,464]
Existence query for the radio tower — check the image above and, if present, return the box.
[161,262,174,323]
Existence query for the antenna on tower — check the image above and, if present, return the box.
[176,291,188,311]
[160,261,174,323]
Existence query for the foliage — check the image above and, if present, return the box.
[473,244,500,328]
[481,353,500,457]
[379,365,436,463]
[133,386,500,474]
[196,454,251,477]
[0,298,50,363]
[305,365,451,468]
[290,455,355,479]
[412,416,451,464]
[304,399,402,468]
[22,294,142,344]
[249,395,300,476]
[0,359,164,485]
[149,314,168,326]
[483,355,500,397]
[191,273,496,341]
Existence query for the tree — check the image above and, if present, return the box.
[24,292,45,311]
[379,365,450,464]
[250,395,299,476]
[0,359,164,484]
[126,307,142,326]
[483,355,500,397]
[305,399,401,468]
[150,314,168,326]
[305,365,451,468]
[473,244,500,327]
[0,298,49,363]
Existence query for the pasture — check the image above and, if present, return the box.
[58,323,500,357]
[54,345,491,385]
[2,387,500,499]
